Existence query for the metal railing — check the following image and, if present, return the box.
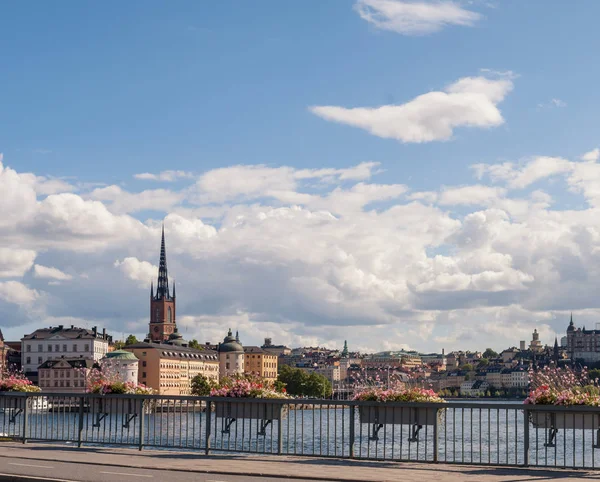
[2,392,600,469]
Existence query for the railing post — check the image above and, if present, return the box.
[77,397,85,448]
[523,407,530,466]
[205,400,212,455]
[349,405,355,458]
[22,396,28,444]
[138,398,145,451]
[277,403,283,455]
[433,408,439,463]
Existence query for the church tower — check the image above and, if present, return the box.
[149,226,176,342]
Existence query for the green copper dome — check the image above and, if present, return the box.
[218,328,243,353]
[105,350,139,360]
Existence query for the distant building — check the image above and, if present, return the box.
[261,338,291,357]
[217,329,245,379]
[362,350,421,369]
[567,314,600,362]
[102,350,139,384]
[38,357,95,393]
[529,329,544,354]
[21,325,111,383]
[460,380,489,397]
[125,341,218,395]
[244,346,278,381]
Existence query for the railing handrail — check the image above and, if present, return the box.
[3,391,600,412]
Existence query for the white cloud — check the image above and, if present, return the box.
[89,185,184,214]
[581,148,600,163]
[354,0,481,36]
[472,156,572,189]
[538,98,567,109]
[114,257,158,288]
[134,170,194,182]
[0,248,37,278]
[439,185,506,206]
[310,74,513,143]
[0,281,40,305]
[33,265,73,281]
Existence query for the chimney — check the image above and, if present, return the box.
[102,328,106,339]
[71,325,74,329]
[92,326,97,336]
[58,325,64,330]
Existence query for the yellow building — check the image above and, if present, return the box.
[125,340,219,395]
[244,346,278,382]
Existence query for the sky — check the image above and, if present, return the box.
[2,0,600,353]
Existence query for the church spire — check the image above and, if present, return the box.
[156,224,170,300]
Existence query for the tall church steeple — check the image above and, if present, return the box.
[149,225,176,342]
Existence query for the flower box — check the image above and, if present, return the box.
[215,400,287,420]
[530,411,600,429]
[358,405,440,425]
[91,397,142,415]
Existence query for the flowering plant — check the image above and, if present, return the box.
[85,360,154,395]
[210,375,289,399]
[0,373,41,393]
[353,386,445,403]
[524,366,600,406]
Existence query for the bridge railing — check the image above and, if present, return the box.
[2,392,600,469]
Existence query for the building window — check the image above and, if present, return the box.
[26,345,31,352]
[155,307,159,322]
[38,357,42,365]
[84,344,89,352]
[142,361,147,367]
[38,344,43,352]
[66,381,70,387]
[54,381,58,387]
[55,344,60,352]
[73,345,78,352]
[48,345,52,352]
[142,372,146,378]
[26,357,31,364]
[168,307,172,323]
[63,344,67,352]
[226,362,230,370]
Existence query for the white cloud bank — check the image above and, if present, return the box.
[4,151,600,353]
[354,0,481,36]
[310,74,514,143]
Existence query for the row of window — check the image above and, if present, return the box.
[39,380,84,388]
[26,343,92,353]
[39,370,85,378]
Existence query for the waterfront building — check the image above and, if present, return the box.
[243,346,278,381]
[566,314,600,362]
[217,329,244,379]
[125,341,218,395]
[102,350,139,384]
[21,325,111,383]
[362,350,422,369]
[314,364,341,384]
[149,226,177,343]
[460,380,489,396]
[38,357,95,393]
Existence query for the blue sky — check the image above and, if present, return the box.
[2,1,600,352]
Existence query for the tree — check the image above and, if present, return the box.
[112,340,125,350]
[277,366,332,398]
[188,339,201,350]
[478,358,489,367]
[191,374,213,396]
[460,363,474,372]
[125,334,138,346]
[483,348,498,359]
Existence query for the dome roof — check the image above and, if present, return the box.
[105,350,139,361]
[168,330,186,346]
[218,328,243,353]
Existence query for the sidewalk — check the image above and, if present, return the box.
[0,442,597,482]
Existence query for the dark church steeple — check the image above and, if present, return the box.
[155,225,172,300]
[149,225,176,342]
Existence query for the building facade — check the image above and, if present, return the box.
[244,346,278,381]
[21,325,111,382]
[567,315,600,362]
[218,329,244,379]
[149,226,177,343]
[101,350,139,384]
[38,357,95,393]
[125,342,219,395]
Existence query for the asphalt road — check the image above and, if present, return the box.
[0,457,334,482]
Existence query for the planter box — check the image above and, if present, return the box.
[359,405,441,425]
[91,397,141,415]
[530,411,600,429]
[215,401,286,420]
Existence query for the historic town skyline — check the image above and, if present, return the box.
[3,2,600,352]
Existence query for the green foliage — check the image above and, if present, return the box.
[188,339,201,350]
[483,348,498,359]
[190,374,214,396]
[125,334,138,346]
[277,365,332,398]
[460,363,474,372]
[588,368,600,382]
[478,358,489,367]
[112,340,125,350]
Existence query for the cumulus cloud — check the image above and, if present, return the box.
[134,170,194,182]
[2,153,600,352]
[354,0,481,36]
[33,264,73,281]
[581,148,600,163]
[310,74,513,143]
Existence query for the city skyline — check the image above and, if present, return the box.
[3,1,600,352]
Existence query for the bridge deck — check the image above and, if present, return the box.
[0,442,596,482]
